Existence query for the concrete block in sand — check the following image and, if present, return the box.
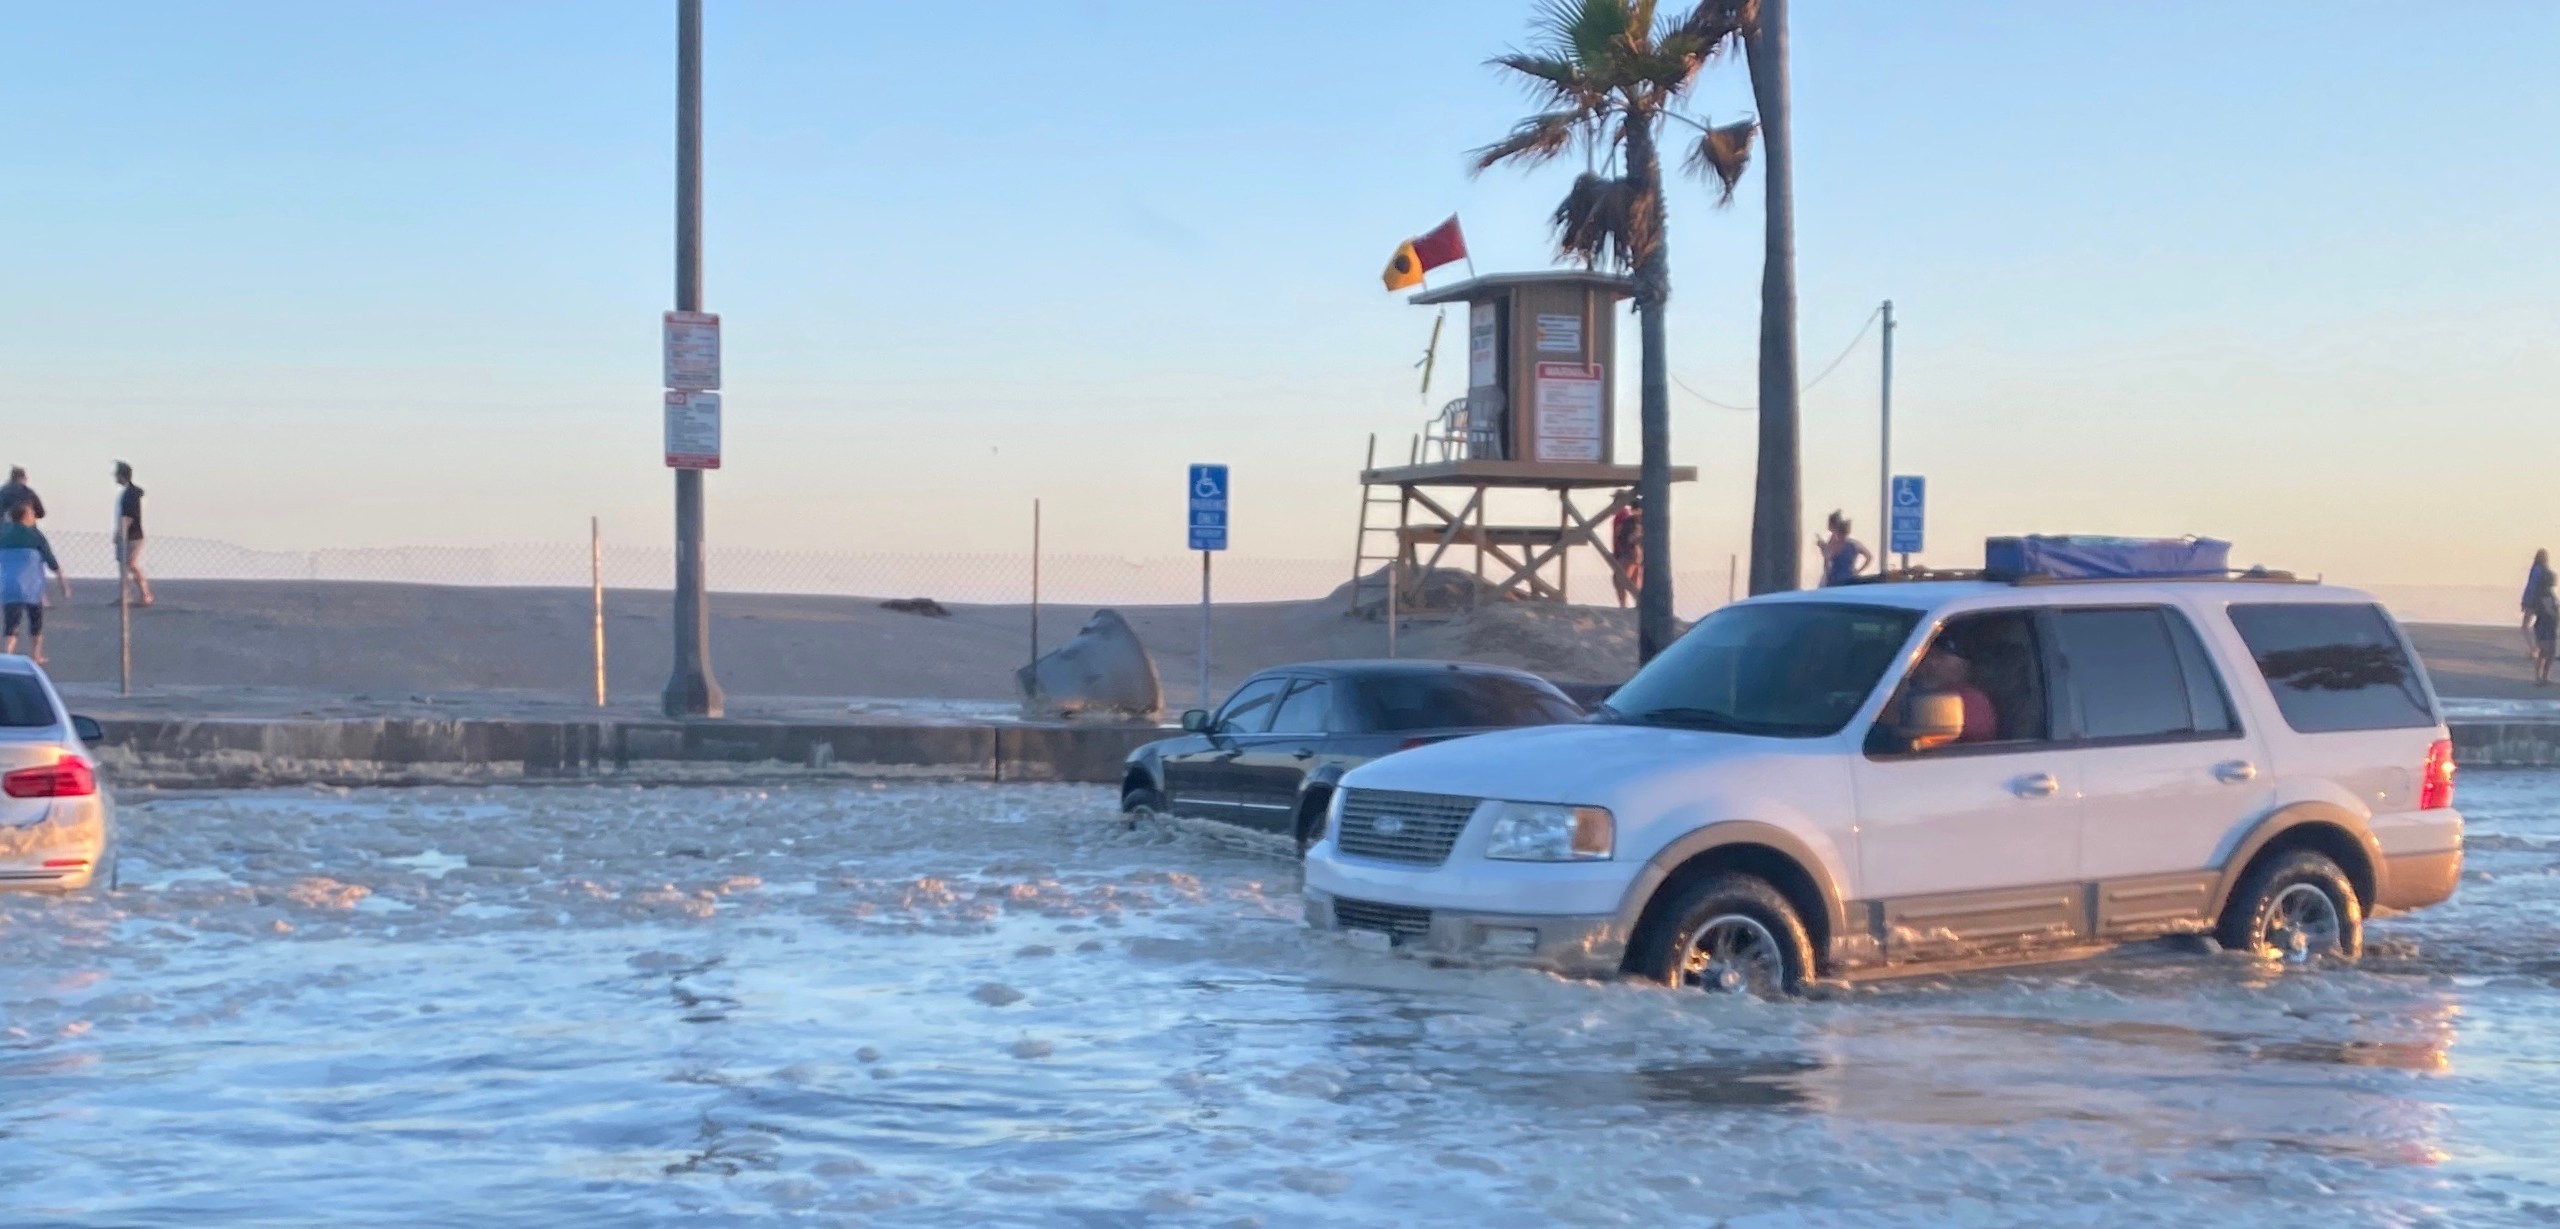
[1016,610,1162,721]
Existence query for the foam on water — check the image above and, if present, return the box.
[2,776,2558,1226]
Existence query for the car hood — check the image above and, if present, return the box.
[1339,721,1773,806]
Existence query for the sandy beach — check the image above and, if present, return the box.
[20,578,2541,721]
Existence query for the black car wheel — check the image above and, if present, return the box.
[1120,782,1162,826]
[1293,789,1332,856]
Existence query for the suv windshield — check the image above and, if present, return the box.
[1600,602,1920,737]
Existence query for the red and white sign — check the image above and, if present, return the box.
[665,390,721,469]
[663,310,721,390]
[1532,361,1604,463]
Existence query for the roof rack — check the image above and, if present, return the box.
[1842,567,2313,588]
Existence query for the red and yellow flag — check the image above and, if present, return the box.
[1381,216,1468,291]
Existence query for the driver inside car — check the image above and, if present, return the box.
[1913,646,1999,746]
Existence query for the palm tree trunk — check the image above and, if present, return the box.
[1621,114,1677,662]
[1745,0,1802,595]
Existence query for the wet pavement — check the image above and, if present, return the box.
[1,774,2557,1226]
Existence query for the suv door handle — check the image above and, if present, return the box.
[1292,749,1315,760]
[2010,772,2061,798]
[2213,760,2258,783]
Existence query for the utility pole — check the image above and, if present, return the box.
[1877,299,1895,575]
[662,0,723,718]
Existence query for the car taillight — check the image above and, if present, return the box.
[1398,736,1447,751]
[3,757,96,799]
[2420,738,2456,810]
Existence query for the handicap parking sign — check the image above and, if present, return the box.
[1188,464,1228,552]
[1889,475,1924,555]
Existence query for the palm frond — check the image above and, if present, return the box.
[1536,0,1636,75]
[1663,0,1753,49]
[1471,110,1589,174]
[1683,118,1757,202]
[1552,172,1639,270]
[1626,47,1702,92]
[1490,51,1592,105]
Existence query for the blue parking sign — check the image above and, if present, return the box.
[1888,475,1925,555]
[1188,464,1229,552]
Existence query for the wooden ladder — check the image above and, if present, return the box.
[1347,433,1406,614]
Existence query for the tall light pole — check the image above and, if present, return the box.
[663,0,723,718]
[1876,298,1895,575]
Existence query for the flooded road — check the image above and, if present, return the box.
[2,774,2557,1226]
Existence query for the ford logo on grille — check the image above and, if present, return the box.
[1371,816,1408,837]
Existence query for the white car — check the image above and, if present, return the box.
[1304,576,2462,994]
[0,657,113,891]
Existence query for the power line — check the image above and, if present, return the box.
[1671,305,1885,412]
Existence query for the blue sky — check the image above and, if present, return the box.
[2,2,2554,587]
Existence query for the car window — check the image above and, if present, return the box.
[2227,602,2434,732]
[1355,673,1581,732]
[2164,609,2239,734]
[1606,602,1920,737]
[2053,608,2202,740]
[1213,677,1290,735]
[0,674,56,729]
[1268,681,1334,735]
[1880,609,2051,750]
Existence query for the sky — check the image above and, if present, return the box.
[2,2,2555,590]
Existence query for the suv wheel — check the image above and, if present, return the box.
[1629,873,1815,998]
[2219,849,2363,963]
[1120,783,1162,826]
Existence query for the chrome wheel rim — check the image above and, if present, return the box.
[2266,883,2342,963]
[1680,913,1786,996]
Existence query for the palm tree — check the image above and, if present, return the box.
[1476,0,1756,662]
[1743,0,1800,595]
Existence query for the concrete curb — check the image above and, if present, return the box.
[91,717,1164,790]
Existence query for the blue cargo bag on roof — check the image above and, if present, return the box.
[1983,535,2231,581]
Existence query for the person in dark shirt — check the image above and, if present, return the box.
[114,460,152,608]
[2525,549,2557,685]
[0,468,43,522]
[1609,493,1644,609]
[0,502,67,662]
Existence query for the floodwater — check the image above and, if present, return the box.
[2,775,2557,1227]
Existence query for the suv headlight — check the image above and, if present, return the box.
[1482,802,1614,862]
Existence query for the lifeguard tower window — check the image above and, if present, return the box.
[1346,271,1695,615]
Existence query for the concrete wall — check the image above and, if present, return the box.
[93,717,1162,789]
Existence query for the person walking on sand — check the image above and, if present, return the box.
[2523,549,2558,685]
[113,460,151,608]
[0,468,44,521]
[0,502,68,662]
[1817,511,1872,587]
[1610,494,1644,609]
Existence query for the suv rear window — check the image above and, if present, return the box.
[2227,603,2434,733]
[1355,674,1580,732]
[0,674,58,729]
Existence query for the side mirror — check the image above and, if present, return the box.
[1180,709,1212,733]
[70,714,105,744]
[1897,691,1967,751]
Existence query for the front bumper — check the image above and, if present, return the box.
[1305,888,1627,976]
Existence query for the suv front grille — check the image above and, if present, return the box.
[1332,896,1433,941]
[1335,789,1478,866]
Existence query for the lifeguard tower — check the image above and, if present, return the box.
[1349,270,1695,613]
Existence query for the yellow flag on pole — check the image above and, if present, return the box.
[1381,241,1424,291]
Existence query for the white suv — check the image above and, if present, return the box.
[1303,578,2462,993]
